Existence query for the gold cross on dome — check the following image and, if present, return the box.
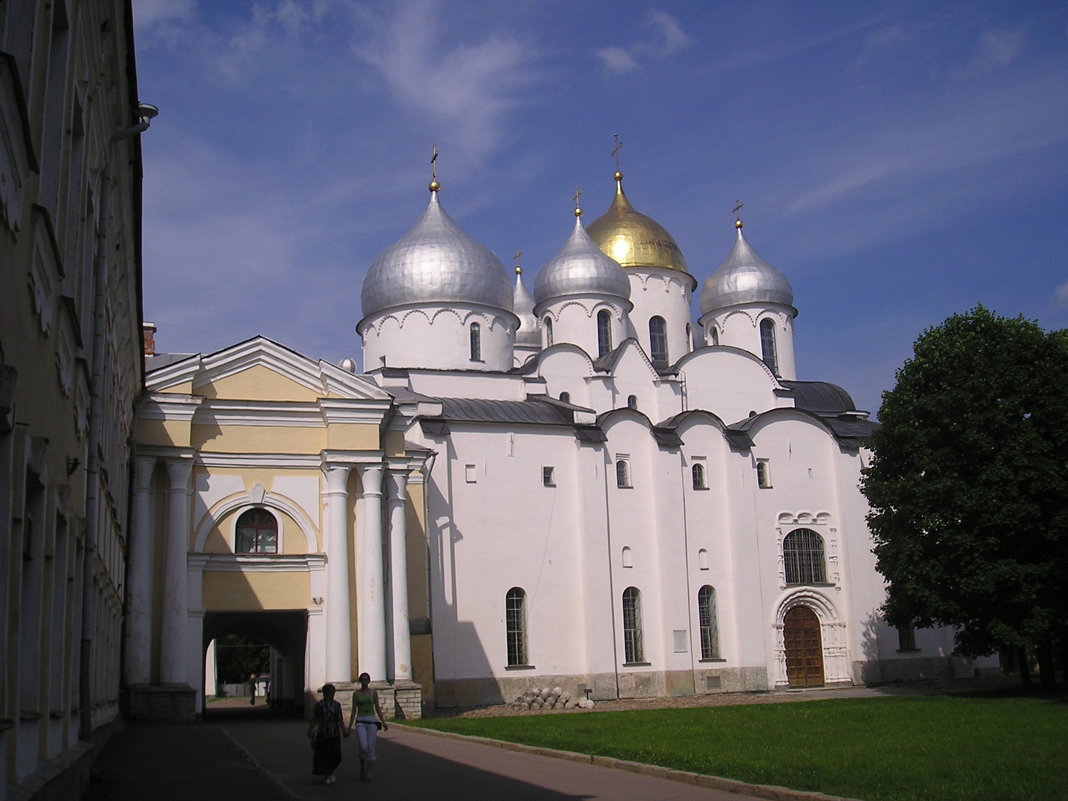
[573,186,582,207]
[431,144,438,180]
[611,134,623,169]
[732,199,744,220]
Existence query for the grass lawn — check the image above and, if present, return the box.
[406,694,1068,801]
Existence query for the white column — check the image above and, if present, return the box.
[387,469,412,682]
[160,457,192,684]
[323,465,352,682]
[357,464,386,680]
[124,455,155,684]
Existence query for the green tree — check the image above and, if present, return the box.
[214,634,270,686]
[862,306,1068,686]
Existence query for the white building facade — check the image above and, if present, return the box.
[134,171,983,718]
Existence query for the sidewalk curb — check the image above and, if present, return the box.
[392,723,866,801]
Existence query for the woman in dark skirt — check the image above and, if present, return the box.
[307,684,348,784]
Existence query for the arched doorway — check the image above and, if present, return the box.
[783,606,824,687]
[202,610,307,716]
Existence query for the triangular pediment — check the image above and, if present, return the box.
[145,336,390,402]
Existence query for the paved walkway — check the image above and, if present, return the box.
[88,681,1017,801]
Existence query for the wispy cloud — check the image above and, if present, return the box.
[1055,280,1068,309]
[596,9,692,74]
[132,0,194,31]
[352,0,540,166]
[954,25,1028,79]
[595,46,640,74]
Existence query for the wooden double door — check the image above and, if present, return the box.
[784,606,824,687]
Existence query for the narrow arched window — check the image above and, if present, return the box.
[616,459,630,488]
[544,317,553,347]
[698,585,720,659]
[756,459,771,488]
[692,462,706,490]
[783,528,826,584]
[236,508,278,554]
[627,394,638,410]
[597,309,612,358]
[709,327,719,346]
[760,318,778,375]
[685,323,693,351]
[622,587,644,663]
[470,322,482,362]
[505,587,528,666]
[649,316,668,366]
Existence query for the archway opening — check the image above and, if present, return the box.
[202,610,308,718]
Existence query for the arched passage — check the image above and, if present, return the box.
[783,606,824,687]
[202,610,308,717]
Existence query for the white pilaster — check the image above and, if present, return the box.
[357,464,387,680]
[387,469,412,681]
[160,457,192,684]
[124,455,155,684]
[322,464,352,682]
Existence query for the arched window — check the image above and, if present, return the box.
[544,317,553,347]
[760,318,778,375]
[506,587,528,666]
[469,322,482,362]
[698,585,720,659]
[783,528,826,584]
[709,327,719,346]
[649,316,668,365]
[616,459,630,488]
[621,546,633,568]
[627,394,638,410]
[236,508,278,554]
[685,323,693,350]
[692,462,707,490]
[622,587,644,663]
[756,459,771,488]
[597,309,612,358]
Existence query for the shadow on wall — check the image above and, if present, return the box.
[425,441,496,708]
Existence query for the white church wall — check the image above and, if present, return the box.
[537,299,629,359]
[625,270,694,364]
[678,349,784,424]
[361,306,516,372]
[424,424,593,705]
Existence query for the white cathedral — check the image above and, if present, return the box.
[131,169,979,720]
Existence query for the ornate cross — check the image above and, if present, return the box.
[611,134,623,170]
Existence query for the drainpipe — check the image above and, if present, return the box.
[79,103,157,741]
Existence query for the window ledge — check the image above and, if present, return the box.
[622,662,651,668]
[896,648,922,654]
[505,664,536,671]
[784,581,835,588]
[698,658,726,663]
[692,486,709,491]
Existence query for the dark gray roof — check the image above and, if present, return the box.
[779,380,858,415]
[437,397,576,426]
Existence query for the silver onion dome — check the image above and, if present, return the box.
[699,221,794,315]
[533,210,631,306]
[361,188,513,319]
[513,267,540,347]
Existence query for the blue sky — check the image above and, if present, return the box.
[133,0,1068,417]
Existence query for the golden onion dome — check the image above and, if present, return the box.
[586,171,689,274]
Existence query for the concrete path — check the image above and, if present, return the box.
[222,715,775,801]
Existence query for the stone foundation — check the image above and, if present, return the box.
[127,684,197,722]
[433,667,773,709]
